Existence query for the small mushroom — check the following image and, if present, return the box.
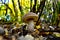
[22,12,38,32]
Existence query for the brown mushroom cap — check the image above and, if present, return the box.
[22,12,38,23]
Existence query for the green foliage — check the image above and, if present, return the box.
[57,1,60,14]
[0,0,59,24]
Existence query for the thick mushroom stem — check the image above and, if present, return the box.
[0,36,3,40]
[27,20,35,32]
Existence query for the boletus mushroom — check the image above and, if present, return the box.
[22,12,38,32]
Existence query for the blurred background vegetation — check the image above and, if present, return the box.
[0,0,60,25]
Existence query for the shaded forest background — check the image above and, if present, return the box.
[0,0,60,25]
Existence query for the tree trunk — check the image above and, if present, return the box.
[36,0,46,25]
[12,0,18,22]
